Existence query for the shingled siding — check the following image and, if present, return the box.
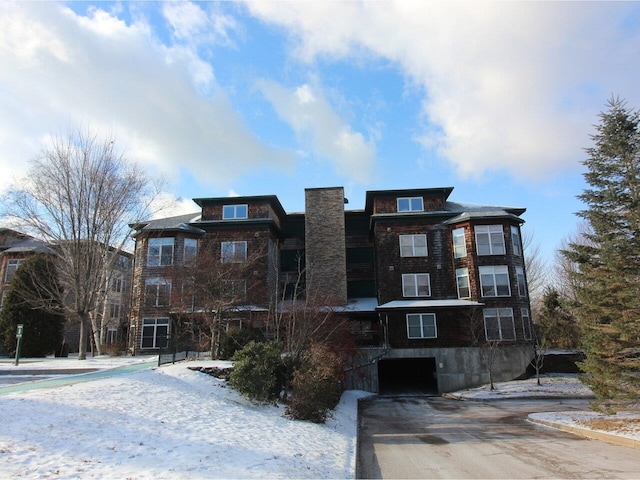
[304,187,347,304]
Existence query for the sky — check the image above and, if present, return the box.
[2,1,640,265]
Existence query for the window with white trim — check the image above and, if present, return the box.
[475,225,506,255]
[516,266,527,297]
[221,241,247,263]
[109,303,121,319]
[483,308,515,341]
[141,318,170,349]
[111,276,122,293]
[452,227,467,258]
[406,313,437,339]
[144,277,171,307]
[479,265,511,297]
[147,238,174,266]
[4,258,24,283]
[402,273,431,297]
[399,234,427,257]
[511,226,522,256]
[106,327,118,345]
[223,204,248,219]
[456,267,471,298]
[184,238,198,264]
[397,197,424,212]
[521,308,532,341]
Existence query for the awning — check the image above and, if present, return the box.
[376,299,483,310]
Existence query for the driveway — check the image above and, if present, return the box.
[358,396,640,479]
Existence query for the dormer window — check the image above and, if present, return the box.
[397,197,424,212]
[223,204,248,220]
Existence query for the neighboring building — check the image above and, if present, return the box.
[0,229,133,354]
[129,187,532,394]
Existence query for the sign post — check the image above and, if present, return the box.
[15,324,24,366]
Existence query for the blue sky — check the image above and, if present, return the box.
[2,1,640,266]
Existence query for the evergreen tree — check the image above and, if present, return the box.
[563,97,640,411]
[536,287,579,350]
[0,255,65,357]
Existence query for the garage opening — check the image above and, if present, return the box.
[378,357,438,395]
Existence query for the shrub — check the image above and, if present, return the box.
[286,343,344,423]
[229,341,283,403]
[219,327,265,360]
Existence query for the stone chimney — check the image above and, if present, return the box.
[304,187,348,305]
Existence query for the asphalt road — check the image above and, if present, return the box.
[357,396,640,479]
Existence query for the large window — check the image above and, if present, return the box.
[141,318,170,349]
[109,303,121,319]
[479,266,511,297]
[399,234,427,257]
[452,227,467,258]
[521,308,532,341]
[402,273,431,297]
[516,266,527,297]
[397,197,424,212]
[475,225,506,255]
[184,238,198,264]
[223,204,248,219]
[221,241,247,263]
[111,276,122,293]
[483,308,515,341]
[456,267,471,298]
[144,278,171,307]
[511,226,522,256]
[147,238,174,266]
[406,313,437,339]
[4,258,24,283]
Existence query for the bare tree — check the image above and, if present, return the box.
[553,221,594,303]
[467,307,500,390]
[521,227,548,310]
[2,126,160,359]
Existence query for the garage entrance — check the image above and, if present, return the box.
[378,357,438,395]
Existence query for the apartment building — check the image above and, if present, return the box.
[129,186,532,393]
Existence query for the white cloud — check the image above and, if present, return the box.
[257,81,375,182]
[0,2,294,196]
[244,1,640,180]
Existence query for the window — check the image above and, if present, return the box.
[402,273,431,297]
[4,259,24,283]
[521,308,532,341]
[406,313,437,339]
[456,267,471,298]
[511,226,522,256]
[222,279,246,299]
[109,303,121,319]
[475,225,505,255]
[184,238,198,264]
[223,204,248,220]
[141,318,170,349]
[111,277,122,293]
[397,197,424,212]
[144,278,171,307]
[516,266,527,297]
[452,227,467,258]
[221,241,247,263]
[0,290,6,308]
[479,266,511,297]
[106,327,118,345]
[147,238,174,266]
[399,234,427,257]
[483,308,515,341]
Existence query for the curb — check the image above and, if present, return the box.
[443,393,596,402]
[529,417,640,450]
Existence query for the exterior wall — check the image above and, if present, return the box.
[304,187,348,304]
[345,345,534,394]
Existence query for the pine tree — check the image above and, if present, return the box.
[0,255,65,357]
[563,97,640,411]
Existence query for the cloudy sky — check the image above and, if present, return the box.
[1,1,639,263]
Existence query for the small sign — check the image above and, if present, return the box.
[16,324,23,338]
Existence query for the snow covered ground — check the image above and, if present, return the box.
[0,357,370,479]
[0,357,637,479]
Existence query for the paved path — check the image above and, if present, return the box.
[0,361,156,395]
[358,396,640,479]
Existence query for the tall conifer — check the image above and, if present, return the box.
[564,97,640,411]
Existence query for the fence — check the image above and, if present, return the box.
[158,350,209,367]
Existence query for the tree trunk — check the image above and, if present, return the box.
[78,313,89,360]
[89,311,103,356]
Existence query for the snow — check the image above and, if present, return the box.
[1,358,638,479]
[0,356,371,479]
